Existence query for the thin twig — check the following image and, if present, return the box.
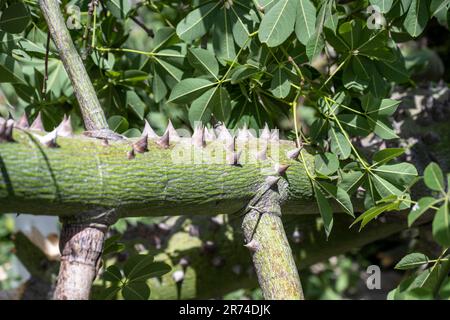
[130,15,154,38]
[42,31,50,100]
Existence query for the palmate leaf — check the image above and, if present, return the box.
[372,162,418,187]
[424,162,445,192]
[0,2,30,34]
[372,148,405,165]
[176,2,221,42]
[258,0,297,47]
[329,127,351,160]
[432,202,450,247]
[317,181,354,217]
[213,7,237,64]
[106,0,131,20]
[121,282,150,300]
[0,53,25,84]
[408,197,438,226]
[339,170,366,195]
[403,0,429,37]
[395,253,429,270]
[351,201,399,230]
[188,86,231,125]
[294,0,316,45]
[370,0,395,13]
[168,78,216,104]
[270,66,291,98]
[314,152,339,176]
[187,48,219,79]
[229,4,253,47]
[313,183,334,237]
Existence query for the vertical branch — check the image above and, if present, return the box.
[241,179,304,300]
[38,0,108,131]
[38,0,120,299]
[54,224,107,300]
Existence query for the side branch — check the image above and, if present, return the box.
[38,0,108,131]
[241,177,303,299]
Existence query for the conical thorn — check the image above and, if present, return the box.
[133,134,148,153]
[256,144,267,160]
[260,123,271,140]
[286,148,301,160]
[244,239,259,252]
[127,149,135,160]
[57,115,73,137]
[227,150,241,166]
[192,124,206,148]
[204,127,216,141]
[143,120,159,139]
[166,120,180,142]
[275,163,290,175]
[30,112,45,132]
[35,129,58,148]
[16,114,29,129]
[156,129,170,148]
[265,175,281,188]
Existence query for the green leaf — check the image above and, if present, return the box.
[340,170,366,194]
[368,99,400,116]
[152,66,167,103]
[129,262,171,282]
[372,148,405,164]
[317,181,354,217]
[343,57,369,92]
[152,27,177,52]
[124,254,155,279]
[106,0,131,19]
[395,253,429,270]
[351,201,398,230]
[126,91,146,120]
[371,172,404,198]
[403,0,429,37]
[0,2,30,34]
[229,5,253,47]
[176,2,220,42]
[108,115,129,133]
[168,78,215,104]
[270,66,291,98]
[0,53,24,83]
[213,8,236,63]
[189,87,220,125]
[230,65,260,83]
[212,87,231,123]
[122,282,150,300]
[424,162,445,192]
[188,48,219,79]
[315,152,339,176]
[373,162,418,187]
[432,202,450,247]
[324,27,349,52]
[295,0,316,45]
[103,265,123,283]
[370,0,394,13]
[329,127,351,160]
[306,31,325,62]
[367,115,399,139]
[258,0,297,47]
[408,197,437,226]
[314,184,333,237]
[376,49,409,83]
[337,114,371,136]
